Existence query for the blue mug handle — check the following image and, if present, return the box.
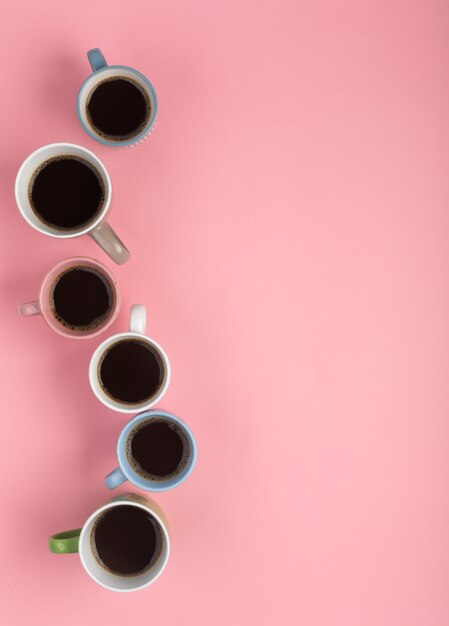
[105,467,127,489]
[88,48,107,72]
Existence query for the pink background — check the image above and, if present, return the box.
[1,0,449,624]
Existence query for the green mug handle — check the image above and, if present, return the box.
[48,529,82,554]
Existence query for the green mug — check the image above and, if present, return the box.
[49,493,170,592]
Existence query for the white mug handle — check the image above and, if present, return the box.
[130,304,146,334]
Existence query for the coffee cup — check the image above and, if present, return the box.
[49,493,170,592]
[15,142,130,264]
[89,304,170,413]
[105,410,197,492]
[77,48,157,148]
[19,257,120,339]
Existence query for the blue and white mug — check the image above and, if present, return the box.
[77,48,158,148]
[105,410,197,492]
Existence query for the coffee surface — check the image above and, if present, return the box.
[51,266,112,330]
[29,156,104,230]
[99,339,163,404]
[127,419,187,479]
[92,505,159,576]
[87,77,150,141]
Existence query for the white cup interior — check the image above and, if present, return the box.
[79,501,169,591]
[78,68,156,139]
[15,143,111,238]
[89,332,171,413]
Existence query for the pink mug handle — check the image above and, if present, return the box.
[19,301,41,317]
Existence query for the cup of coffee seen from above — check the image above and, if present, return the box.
[15,143,130,264]
[48,493,170,592]
[89,304,170,413]
[19,257,120,339]
[105,410,197,492]
[77,48,158,148]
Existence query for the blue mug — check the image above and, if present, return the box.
[77,48,158,147]
[105,410,197,492]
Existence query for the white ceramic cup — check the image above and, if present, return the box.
[49,493,170,592]
[15,142,130,264]
[89,304,170,413]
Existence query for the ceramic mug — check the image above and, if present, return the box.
[48,493,170,592]
[77,48,158,148]
[15,142,130,264]
[105,410,197,492]
[89,304,170,413]
[18,257,120,339]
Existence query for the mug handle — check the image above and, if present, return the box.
[130,304,146,334]
[105,467,127,490]
[90,222,130,265]
[88,48,107,72]
[19,301,41,317]
[48,529,81,554]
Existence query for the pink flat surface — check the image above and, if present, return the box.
[1,1,449,624]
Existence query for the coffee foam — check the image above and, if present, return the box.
[28,155,106,231]
[49,265,114,332]
[125,417,191,482]
[90,508,163,577]
[86,76,152,142]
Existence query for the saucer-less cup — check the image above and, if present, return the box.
[15,142,129,264]
[77,48,158,148]
[105,410,197,492]
[48,493,170,592]
[89,304,170,413]
[19,257,120,339]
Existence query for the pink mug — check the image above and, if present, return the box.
[19,257,120,339]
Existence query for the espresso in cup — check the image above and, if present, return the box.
[51,265,114,332]
[19,257,120,339]
[104,410,196,492]
[29,155,106,231]
[16,143,130,264]
[87,77,152,142]
[126,417,191,481]
[89,305,170,412]
[98,338,165,404]
[77,48,158,147]
[91,505,162,576]
[48,493,170,591]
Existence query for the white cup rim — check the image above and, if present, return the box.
[79,499,170,592]
[89,331,171,413]
[14,142,112,239]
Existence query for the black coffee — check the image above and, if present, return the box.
[91,505,160,576]
[51,266,113,331]
[127,418,189,480]
[87,77,151,141]
[99,339,164,404]
[29,156,105,230]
